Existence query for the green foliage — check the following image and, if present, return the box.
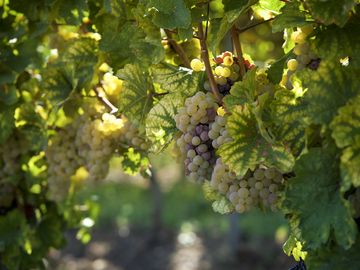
[271,2,311,33]
[1,0,360,268]
[283,148,357,250]
[148,0,191,29]
[306,0,357,27]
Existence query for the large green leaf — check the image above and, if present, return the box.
[271,2,311,33]
[146,93,181,153]
[314,24,360,69]
[43,38,98,104]
[117,64,154,124]
[299,61,359,125]
[218,105,294,177]
[307,236,360,270]
[331,94,360,189]
[151,63,201,96]
[283,148,357,250]
[306,0,357,27]
[270,89,306,156]
[148,0,191,29]
[267,52,290,84]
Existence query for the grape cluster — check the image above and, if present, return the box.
[282,25,320,89]
[101,72,123,103]
[46,124,82,201]
[75,112,125,182]
[47,97,149,201]
[349,188,360,219]
[174,92,218,182]
[211,159,283,213]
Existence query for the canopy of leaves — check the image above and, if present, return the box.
[283,148,357,250]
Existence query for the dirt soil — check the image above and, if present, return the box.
[48,226,295,270]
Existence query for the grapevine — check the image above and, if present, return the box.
[1,0,360,269]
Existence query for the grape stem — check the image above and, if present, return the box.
[164,29,191,68]
[231,26,246,80]
[235,18,274,34]
[94,86,118,114]
[197,22,222,104]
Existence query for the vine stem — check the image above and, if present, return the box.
[94,86,118,114]
[231,26,246,80]
[235,18,274,34]
[164,29,191,68]
[197,22,222,104]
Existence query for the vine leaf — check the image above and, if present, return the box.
[307,237,360,270]
[298,61,358,125]
[331,94,360,190]
[306,0,357,27]
[43,38,98,104]
[203,182,234,214]
[148,0,191,29]
[151,63,201,95]
[314,24,360,69]
[218,105,294,177]
[267,52,290,84]
[146,93,181,153]
[283,148,357,250]
[117,64,154,124]
[271,2,311,33]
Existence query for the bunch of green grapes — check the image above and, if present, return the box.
[46,124,83,201]
[75,112,125,182]
[174,92,218,182]
[101,72,123,104]
[211,159,283,213]
[282,25,320,89]
[349,188,360,219]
